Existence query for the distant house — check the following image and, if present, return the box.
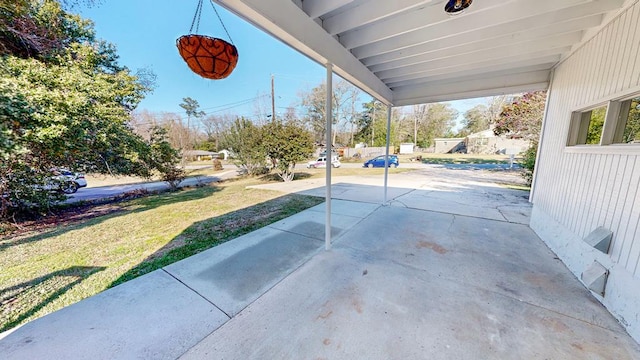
[218,149,230,160]
[183,150,218,161]
[432,131,530,155]
[465,129,530,155]
[399,143,415,154]
[433,138,465,153]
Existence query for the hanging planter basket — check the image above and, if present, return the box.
[177,0,238,80]
[177,34,238,79]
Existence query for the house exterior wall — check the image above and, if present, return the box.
[342,147,388,159]
[531,2,640,342]
[466,137,530,155]
[434,138,465,153]
[464,129,529,154]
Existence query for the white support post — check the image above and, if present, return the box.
[383,106,392,205]
[530,69,554,202]
[325,64,333,251]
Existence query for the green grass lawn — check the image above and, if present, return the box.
[0,162,517,332]
[0,177,323,333]
[414,153,518,165]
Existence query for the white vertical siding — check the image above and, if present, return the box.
[531,4,640,341]
[533,1,640,278]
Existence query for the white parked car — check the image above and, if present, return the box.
[306,156,341,169]
[49,169,88,194]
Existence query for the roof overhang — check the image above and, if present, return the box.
[217,0,628,106]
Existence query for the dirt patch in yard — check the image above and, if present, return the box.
[1,204,124,240]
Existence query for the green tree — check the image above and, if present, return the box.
[459,104,490,136]
[300,79,360,145]
[0,0,156,219]
[263,120,315,182]
[411,103,458,148]
[221,117,267,175]
[179,97,205,152]
[355,100,388,146]
[148,126,184,190]
[199,113,232,151]
[0,0,95,59]
[493,91,546,141]
[494,91,547,185]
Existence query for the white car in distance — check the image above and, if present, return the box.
[306,156,341,169]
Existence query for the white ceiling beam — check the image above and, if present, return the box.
[383,49,565,84]
[393,71,550,105]
[387,58,559,89]
[352,0,624,59]
[394,70,550,99]
[376,41,572,80]
[341,0,506,49]
[362,15,601,67]
[369,31,582,73]
[394,83,550,105]
[323,0,438,35]
[302,0,356,19]
[217,0,393,104]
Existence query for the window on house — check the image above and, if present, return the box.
[613,96,640,144]
[474,138,488,146]
[585,107,606,144]
[567,93,640,148]
[568,105,607,145]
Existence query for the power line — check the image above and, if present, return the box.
[198,94,269,112]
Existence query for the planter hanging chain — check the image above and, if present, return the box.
[189,0,234,44]
[210,0,234,44]
[177,0,238,80]
[188,0,204,34]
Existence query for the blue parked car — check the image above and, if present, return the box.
[363,155,399,168]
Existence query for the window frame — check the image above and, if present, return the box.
[565,90,640,155]
[566,104,608,146]
[611,96,640,144]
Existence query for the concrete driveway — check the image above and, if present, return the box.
[2,167,639,359]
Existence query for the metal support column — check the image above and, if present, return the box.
[383,106,392,205]
[325,64,333,250]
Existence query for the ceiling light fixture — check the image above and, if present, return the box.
[444,0,473,14]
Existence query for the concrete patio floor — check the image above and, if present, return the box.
[1,167,639,359]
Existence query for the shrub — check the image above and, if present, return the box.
[149,127,184,190]
[520,142,538,186]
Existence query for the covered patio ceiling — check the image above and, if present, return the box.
[217,0,627,105]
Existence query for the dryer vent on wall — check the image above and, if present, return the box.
[581,261,609,297]
[583,226,613,254]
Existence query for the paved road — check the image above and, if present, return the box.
[298,161,518,170]
[439,163,522,170]
[297,161,428,169]
[68,170,238,203]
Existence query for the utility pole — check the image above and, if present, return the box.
[271,74,276,122]
[371,102,376,146]
[414,114,418,150]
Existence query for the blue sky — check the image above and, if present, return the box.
[78,0,485,124]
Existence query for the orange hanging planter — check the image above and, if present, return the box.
[177,35,238,79]
[177,0,238,80]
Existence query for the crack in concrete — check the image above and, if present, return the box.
[162,269,232,319]
[496,207,509,222]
